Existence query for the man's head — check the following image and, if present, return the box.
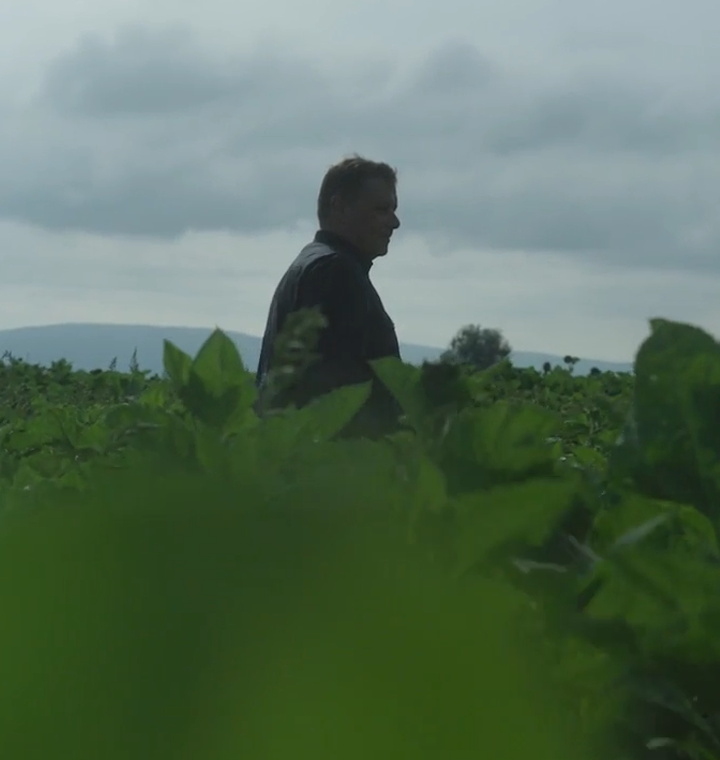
[317,155,400,260]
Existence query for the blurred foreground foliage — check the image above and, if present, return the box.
[0,314,717,759]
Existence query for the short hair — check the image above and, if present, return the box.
[317,154,397,225]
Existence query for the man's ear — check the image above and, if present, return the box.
[329,193,346,218]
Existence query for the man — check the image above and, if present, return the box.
[255,155,403,439]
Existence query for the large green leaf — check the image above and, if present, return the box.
[190,328,247,394]
[370,358,424,430]
[624,318,720,513]
[178,369,243,430]
[438,402,560,492]
[453,478,577,576]
[291,382,372,443]
[162,340,192,391]
[164,330,256,431]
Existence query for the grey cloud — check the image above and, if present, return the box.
[485,82,720,156]
[2,25,720,271]
[42,25,321,117]
[406,42,495,98]
[1,156,314,238]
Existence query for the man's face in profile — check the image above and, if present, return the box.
[334,178,400,259]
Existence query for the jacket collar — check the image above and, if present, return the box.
[314,229,373,274]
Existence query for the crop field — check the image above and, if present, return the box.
[0,315,717,760]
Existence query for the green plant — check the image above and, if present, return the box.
[0,316,717,760]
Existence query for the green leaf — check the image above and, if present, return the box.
[370,358,424,429]
[54,408,81,450]
[5,416,63,451]
[568,446,607,474]
[588,547,720,631]
[439,402,559,491]
[139,383,170,408]
[11,461,46,490]
[75,421,110,453]
[625,318,720,511]
[163,341,192,390]
[191,329,246,395]
[178,369,242,430]
[103,403,165,431]
[413,455,448,514]
[292,382,372,443]
[453,478,577,576]
[172,330,256,430]
[591,494,667,553]
[194,424,231,480]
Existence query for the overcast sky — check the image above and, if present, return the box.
[0,0,718,361]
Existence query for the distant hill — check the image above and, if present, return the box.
[0,323,633,376]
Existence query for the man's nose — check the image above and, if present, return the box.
[392,213,400,229]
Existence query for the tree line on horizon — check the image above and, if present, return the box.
[440,325,587,374]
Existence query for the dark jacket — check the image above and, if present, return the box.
[255,230,403,438]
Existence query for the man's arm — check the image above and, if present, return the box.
[295,254,373,393]
[290,254,403,437]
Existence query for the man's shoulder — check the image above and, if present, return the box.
[292,240,356,278]
[295,239,340,267]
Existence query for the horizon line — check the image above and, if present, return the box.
[0,321,634,364]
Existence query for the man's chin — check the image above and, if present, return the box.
[376,240,390,257]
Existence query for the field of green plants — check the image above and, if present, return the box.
[0,315,717,760]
